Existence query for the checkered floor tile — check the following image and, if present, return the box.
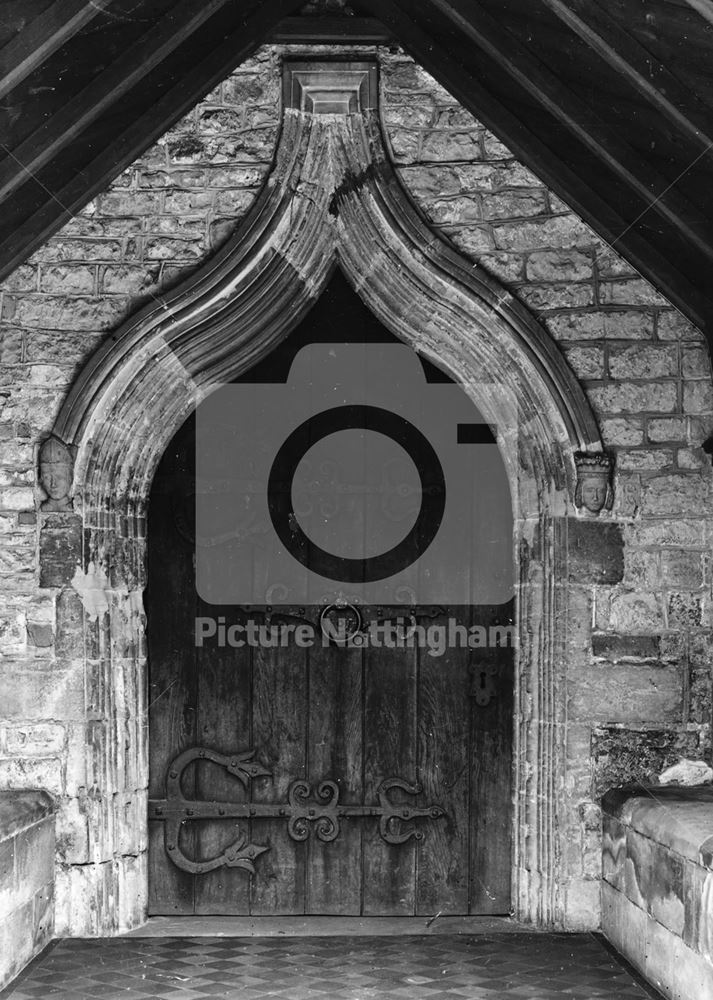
[1,934,662,999]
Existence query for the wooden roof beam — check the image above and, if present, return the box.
[0,0,303,282]
[0,0,113,101]
[0,0,282,203]
[683,0,713,29]
[424,0,713,261]
[541,0,713,145]
[359,0,713,336]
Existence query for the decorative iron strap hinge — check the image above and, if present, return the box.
[149,746,446,876]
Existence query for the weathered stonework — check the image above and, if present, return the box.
[0,45,711,941]
[602,787,713,999]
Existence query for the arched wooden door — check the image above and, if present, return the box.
[147,271,514,916]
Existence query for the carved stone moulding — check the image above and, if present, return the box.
[283,59,377,113]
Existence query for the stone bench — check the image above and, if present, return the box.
[0,790,57,990]
[601,785,713,1000]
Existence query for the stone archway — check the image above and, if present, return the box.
[44,63,606,934]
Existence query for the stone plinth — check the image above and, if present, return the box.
[601,785,713,1000]
[0,790,56,990]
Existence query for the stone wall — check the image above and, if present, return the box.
[0,791,56,988]
[0,45,711,935]
[602,786,713,999]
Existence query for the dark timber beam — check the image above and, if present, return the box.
[424,0,712,260]
[683,0,713,28]
[0,0,304,282]
[540,0,713,143]
[269,15,392,43]
[360,0,713,337]
[0,0,111,100]
[0,0,253,202]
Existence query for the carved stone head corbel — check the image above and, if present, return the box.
[39,434,75,512]
[574,451,614,515]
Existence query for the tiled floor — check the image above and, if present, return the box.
[2,934,663,1000]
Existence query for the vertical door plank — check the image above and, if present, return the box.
[469,601,514,914]
[416,613,471,915]
[147,446,198,915]
[362,642,418,915]
[250,640,308,914]
[193,620,253,915]
[306,643,363,914]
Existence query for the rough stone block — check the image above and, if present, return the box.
[659,550,704,589]
[492,214,594,251]
[684,380,713,413]
[599,279,669,306]
[624,519,705,548]
[40,265,95,294]
[682,346,711,379]
[617,449,673,471]
[420,131,481,161]
[610,591,665,632]
[26,621,54,647]
[566,520,624,585]
[99,265,160,295]
[517,282,594,310]
[667,592,703,628]
[647,417,687,443]
[546,310,654,341]
[13,817,55,901]
[144,236,205,261]
[480,190,548,220]
[525,249,593,281]
[98,192,161,216]
[592,727,703,795]
[382,99,436,130]
[600,418,645,447]
[658,310,706,341]
[608,345,678,379]
[0,758,63,796]
[568,662,682,725]
[587,381,677,414]
[591,634,661,661]
[39,514,82,587]
[5,724,65,755]
[3,666,84,722]
[446,226,496,254]
[640,474,709,516]
[561,346,606,379]
[214,188,259,217]
[55,587,85,658]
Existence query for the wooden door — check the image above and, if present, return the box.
[147,272,514,917]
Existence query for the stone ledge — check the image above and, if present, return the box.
[602,785,713,870]
[0,789,56,840]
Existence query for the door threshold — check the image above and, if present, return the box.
[124,915,539,938]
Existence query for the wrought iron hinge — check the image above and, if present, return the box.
[149,746,446,876]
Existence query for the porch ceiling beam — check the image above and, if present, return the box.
[0,0,303,283]
[268,15,393,43]
[540,0,713,146]
[420,0,713,258]
[0,0,111,101]
[682,0,713,29]
[0,0,264,203]
[360,0,713,340]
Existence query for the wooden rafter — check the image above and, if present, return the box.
[0,0,112,100]
[540,0,713,145]
[0,0,256,202]
[0,0,713,346]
